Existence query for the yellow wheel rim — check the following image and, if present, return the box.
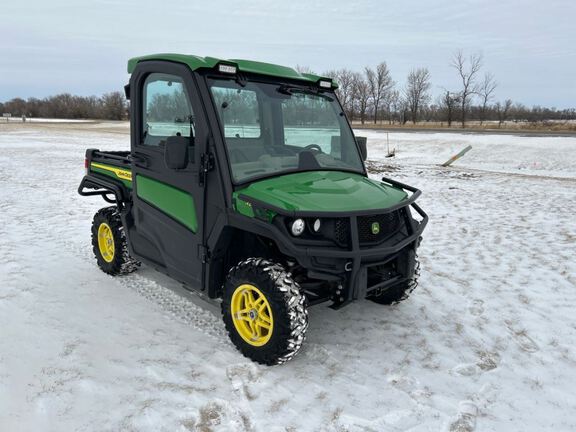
[230,284,274,347]
[97,222,115,263]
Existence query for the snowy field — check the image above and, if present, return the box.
[2,118,96,123]
[1,123,575,431]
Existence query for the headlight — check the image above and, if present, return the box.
[291,218,305,236]
[312,218,321,232]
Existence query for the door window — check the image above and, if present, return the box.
[142,73,195,146]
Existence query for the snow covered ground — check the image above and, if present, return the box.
[3,118,96,123]
[0,124,575,431]
[360,129,576,178]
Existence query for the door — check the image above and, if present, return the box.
[129,62,206,288]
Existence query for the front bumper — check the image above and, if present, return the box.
[300,199,426,308]
[231,177,428,307]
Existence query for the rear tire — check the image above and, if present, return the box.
[222,258,308,365]
[367,257,420,305]
[91,206,140,275]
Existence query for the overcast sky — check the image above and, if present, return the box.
[1,0,574,108]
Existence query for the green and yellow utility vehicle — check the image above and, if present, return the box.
[78,54,428,365]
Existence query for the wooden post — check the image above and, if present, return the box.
[441,145,472,167]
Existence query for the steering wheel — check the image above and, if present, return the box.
[304,144,323,153]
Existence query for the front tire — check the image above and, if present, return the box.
[222,258,308,365]
[91,206,140,275]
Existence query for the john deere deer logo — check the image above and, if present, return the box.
[371,221,380,235]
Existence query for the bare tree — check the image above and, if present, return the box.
[365,62,394,124]
[479,73,497,125]
[294,65,314,74]
[326,68,356,119]
[451,50,483,128]
[101,92,127,120]
[438,90,460,127]
[399,97,411,124]
[495,99,513,128]
[2,98,26,116]
[404,68,431,124]
[392,90,405,124]
[383,89,400,124]
[352,72,371,124]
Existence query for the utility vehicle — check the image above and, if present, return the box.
[78,54,428,365]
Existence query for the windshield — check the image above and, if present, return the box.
[208,78,364,183]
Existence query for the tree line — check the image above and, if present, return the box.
[0,92,127,120]
[2,50,575,127]
[319,50,576,128]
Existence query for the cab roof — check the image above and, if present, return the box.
[127,53,337,88]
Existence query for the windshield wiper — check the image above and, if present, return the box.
[277,85,334,101]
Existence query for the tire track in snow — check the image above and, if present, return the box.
[118,272,228,341]
[60,239,229,342]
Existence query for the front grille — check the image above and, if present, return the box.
[328,212,402,247]
[357,212,401,244]
[333,218,349,246]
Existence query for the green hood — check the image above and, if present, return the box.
[234,171,408,215]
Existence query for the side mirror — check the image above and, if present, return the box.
[165,136,191,170]
[356,136,367,161]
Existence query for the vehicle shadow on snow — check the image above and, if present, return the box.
[134,262,433,371]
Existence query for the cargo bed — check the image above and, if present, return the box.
[78,149,132,206]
